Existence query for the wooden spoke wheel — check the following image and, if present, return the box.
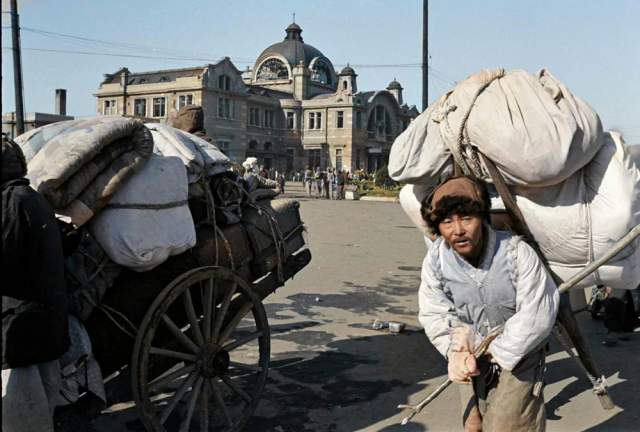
[132,266,270,431]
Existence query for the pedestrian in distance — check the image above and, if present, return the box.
[314,166,323,199]
[327,168,337,200]
[418,175,559,432]
[323,169,330,199]
[304,166,314,197]
[337,170,346,200]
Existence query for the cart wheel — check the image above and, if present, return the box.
[132,266,270,431]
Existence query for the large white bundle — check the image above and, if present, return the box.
[146,123,229,182]
[89,155,196,272]
[398,132,639,289]
[390,69,603,188]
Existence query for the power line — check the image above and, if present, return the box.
[1,46,253,64]
[2,45,449,73]
[1,25,458,73]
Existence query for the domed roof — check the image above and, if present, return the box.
[339,64,356,76]
[387,78,403,90]
[255,23,330,70]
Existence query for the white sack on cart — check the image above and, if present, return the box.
[146,123,229,182]
[389,69,603,188]
[90,154,196,272]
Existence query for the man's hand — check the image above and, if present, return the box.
[450,325,476,352]
[448,351,480,384]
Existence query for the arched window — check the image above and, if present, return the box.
[367,105,393,137]
[264,142,272,151]
[249,140,258,150]
[218,74,231,90]
[256,58,289,81]
[310,59,332,85]
[342,81,348,90]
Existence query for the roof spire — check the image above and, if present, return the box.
[285,21,303,41]
[293,12,295,23]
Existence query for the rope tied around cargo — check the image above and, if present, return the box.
[104,200,188,210]
[446,68,505,177]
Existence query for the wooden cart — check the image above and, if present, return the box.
[82,188,311,432]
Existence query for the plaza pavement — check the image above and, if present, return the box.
[90,186,639,431]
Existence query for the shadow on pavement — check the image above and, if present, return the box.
[247,329,445,432]
[543,313,640,431]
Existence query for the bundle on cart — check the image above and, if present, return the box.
[391,68,640,289]
[11,115,312,429]
[15,116,154,226]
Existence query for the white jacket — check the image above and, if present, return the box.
[418,230,559,370]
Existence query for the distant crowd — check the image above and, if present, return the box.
[232,164,379,199]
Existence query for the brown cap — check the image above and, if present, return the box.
[431,176,484,211]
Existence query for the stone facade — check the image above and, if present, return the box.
[95,23,418,173]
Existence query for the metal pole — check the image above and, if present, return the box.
[422,0,428,111]
[10,0,25,136]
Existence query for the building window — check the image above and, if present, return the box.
[218,97,232,119]
[248,140,257,150]
[256,58,289,81]
[356,111,362,129]
[342,81,348,90]
[218,74,231,91]
[216,140,230,154]
[308,111,322,130]
[311,58,332,85]
[249,107,260,126]
[133,99,146,117]
[264,110,274,128]
[308,149,321,169]
[178,94,193,110]
[335,148,343,172]
[264,141,272,151]
[367,105,392,138]
[286,111,295,129]
[104,99,117,115]
[152,97,166,117]
[336,111,344,128]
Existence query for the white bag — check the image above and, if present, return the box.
[397,132,639,289]
[89,155,196,272]
[146,123,229,183]
[512,132,639,288]
[390,69,603,187]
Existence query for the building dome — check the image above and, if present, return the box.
[387,78,403,90]
[253,23,336,87]
[339,65,356,76]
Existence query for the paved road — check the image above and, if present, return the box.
[91,190,639,431]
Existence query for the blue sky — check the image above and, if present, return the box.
[2,0,639,143]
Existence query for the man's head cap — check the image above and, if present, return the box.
[431,176,484,211]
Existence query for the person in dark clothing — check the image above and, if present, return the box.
[590,284,640,346]
[2,136,69,369]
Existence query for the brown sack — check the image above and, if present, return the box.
[172,105,204,133]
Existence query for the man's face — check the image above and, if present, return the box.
[438,214,484,261]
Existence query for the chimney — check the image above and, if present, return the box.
[55,89,67,116]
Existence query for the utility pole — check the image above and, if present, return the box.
[422,0,428,112]
[11,0,26,136]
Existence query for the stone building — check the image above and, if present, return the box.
[95,23,418,173]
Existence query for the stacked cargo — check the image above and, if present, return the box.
[390,68,639,289]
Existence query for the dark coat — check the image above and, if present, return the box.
[2,178,69,368]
